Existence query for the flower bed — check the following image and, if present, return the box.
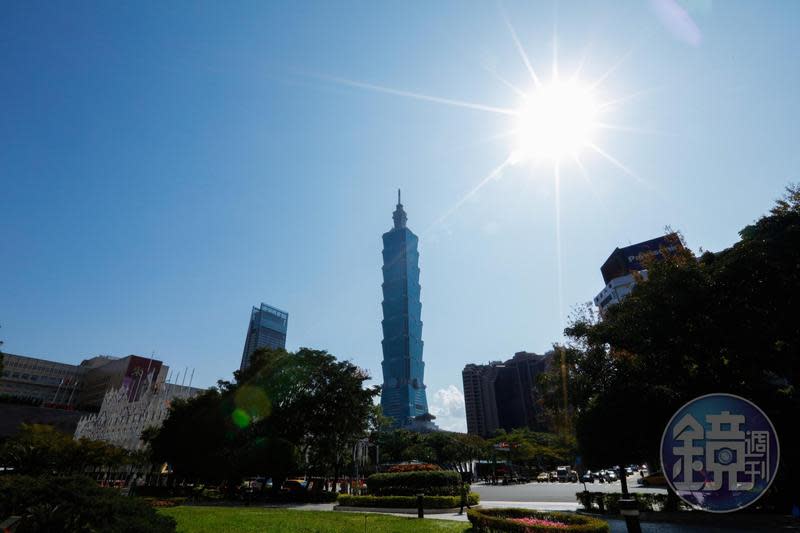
[141,497,188,508]
[467,508,609,532]
[387,463,442,473]
[337,493,479,509]
[511,517,569,530]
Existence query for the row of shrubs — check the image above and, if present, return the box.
[576,491,684,513]
[0,475,176,532]
[468,508,609,532]
[135,485,220,499]
[338,493,479,509]
[135,483,337,503]
[366,470,462,496]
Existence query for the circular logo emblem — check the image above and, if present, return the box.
[660,393,780,513]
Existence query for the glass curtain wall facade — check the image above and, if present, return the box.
[240,303,289,371]
[380,191,430,426]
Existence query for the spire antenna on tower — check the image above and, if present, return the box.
[392,189,407,229]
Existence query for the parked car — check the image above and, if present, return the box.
[580,471,595,483]
[549,471,558,482]
[242,477,272,491]
[638,472,667,487]
[604,470,618,482]
[536,472,549,483]
[281,479,308,493]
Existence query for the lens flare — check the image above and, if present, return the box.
[232,408,251,428]
[232,385,271,428]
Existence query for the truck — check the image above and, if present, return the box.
[556,465,570,483]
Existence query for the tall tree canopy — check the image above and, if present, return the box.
[564,185,800,508]
[146,347,379,488]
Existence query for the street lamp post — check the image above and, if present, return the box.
[618,464,642,533]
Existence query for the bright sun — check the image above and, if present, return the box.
[322,10,639,208]
[512,80,599,164]
[319,9,642,345]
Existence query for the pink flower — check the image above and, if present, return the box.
[510,517,569,529]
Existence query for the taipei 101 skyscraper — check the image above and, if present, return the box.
[380,191,437,430]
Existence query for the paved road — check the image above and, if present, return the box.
[472,475,667,503]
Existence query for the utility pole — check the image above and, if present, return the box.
[560,347,569,435]
[353,441,359,495]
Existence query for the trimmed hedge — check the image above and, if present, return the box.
[337,493,479,509]
[468,508,609,533]
[268,490,339,503]
[575,492,688,513]
[366,470,462,496]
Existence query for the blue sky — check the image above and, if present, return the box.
[2,1,799,431]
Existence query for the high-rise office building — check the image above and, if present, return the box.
[462,351,552,437]
[462,363,501,438]
[240,303,289,371]
[593,234,681,315]
[380,191,435,430]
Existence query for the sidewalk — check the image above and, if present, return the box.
[331,501,798,531]
[333,500,579,522]
[211,499,798,532]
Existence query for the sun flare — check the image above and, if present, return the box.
[318,11,646,339]
[319,9,643,222]
[512,80,599,164]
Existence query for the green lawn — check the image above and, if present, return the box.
[159,506,470,533]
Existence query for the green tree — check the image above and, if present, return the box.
[375,429,416,464]
[489,428,574,474]
[0,424,130,476]
[564,185,800,509]
[292,349,379,486]
[146,347,378,491]
[144,388,241,485]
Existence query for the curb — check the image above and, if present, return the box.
[576,509,799,529]
[334,504,480,515]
